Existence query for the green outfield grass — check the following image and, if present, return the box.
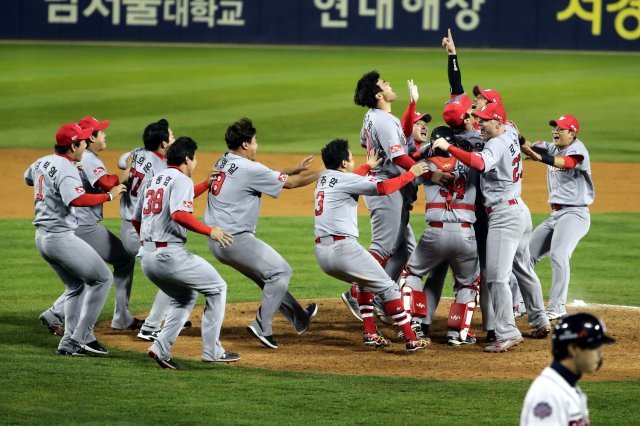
[1,214,639,424]
[1,43,639,161]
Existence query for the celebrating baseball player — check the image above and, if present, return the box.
[432,102,551,352]
[403,126,481,346]
[26,122,126,355]
[314,139,430,351]
[441,28,529,342]
[341,71,426,323]
[133,137,239,369]
[520,313,614,425]
[39,116,141,335]
[520,114,594,321]
[116,118,193,342]
[204,118,319,350]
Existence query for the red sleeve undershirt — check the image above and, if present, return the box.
[562,155,581,169]
[193,181,209,197]
[353,164,371,176]
[393,154,416,170]
[171,211,212,236]
[400,102,416,138]
[95,174,120,192]
[376,171,416,195]
[393,154,432,180]
[447,146,485,171]
[132,219,141,235]
[70,193,109,207]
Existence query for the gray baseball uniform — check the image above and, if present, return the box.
[135,167,228,361]
[42,149,136,329]
[404,158,480,338]
[120,148,173,334]
[478,130,548,341]
[314,170,403,302]
[529,139,593,315]
[25,154,112,353]
[204,153,311,337]
[361,108,415,280]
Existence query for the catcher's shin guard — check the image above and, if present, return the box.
[401,286,427,319]
[447,302,476,341]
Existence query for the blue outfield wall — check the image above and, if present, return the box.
[1,0,639,51]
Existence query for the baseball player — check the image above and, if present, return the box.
[521,313,614,425]
[341,72,430,324]
[441,29,529,341]
[204,118,320,350]
[520,114,594,321]
[133,137,239,369]
[25,122,126,355]
[38,116,141,334]
[114,119,190,342]
[433,102,551,352]
[403,126,481,345]
[315,139,430,351]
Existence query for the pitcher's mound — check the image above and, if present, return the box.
[97,298,639,380]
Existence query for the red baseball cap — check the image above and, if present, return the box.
[56,123,94,146]
[473,86,503,105]
[549,114,579,134]
[413,111,432,124]
[472,103,507,123]
[442,94,472,128]
[78,116,110,131]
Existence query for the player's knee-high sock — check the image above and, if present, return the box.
[357,290,377,334]
[385,299,417,340]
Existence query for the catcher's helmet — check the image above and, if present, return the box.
[552,313,615,360]
[430,125,455,143]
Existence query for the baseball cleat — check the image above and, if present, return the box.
[204,351,241,363]
[137,329,159,342]
[341,291,362,321]
[182,320,193,330]
[545,311,565,321]
[148,350,180,370]
[405,338,430,351]
[530,324,552,339]
[296,303,319,335]
[513,303,527,318]
[484,336,524,353]
[81,340,109,355]
[485,330,497,343]
[57,339,89,356]
[39,315,64,336]
[363,331,391,348]
[398,322,426,340]
[127,318,145,330]
[247,325,278,349]
[448,331,477,346]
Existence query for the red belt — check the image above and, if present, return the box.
[426,202,476,211]
[487,199,518,214]
[429,222,472,228]
[315,235,347,244]
[141,241,168,248]
[551,204,584,211]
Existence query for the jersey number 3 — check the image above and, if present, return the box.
[315,191,325,216]
[143,188,164,214]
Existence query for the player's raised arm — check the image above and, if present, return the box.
[443,28,464,96]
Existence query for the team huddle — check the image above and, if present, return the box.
[27,31,596,370]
